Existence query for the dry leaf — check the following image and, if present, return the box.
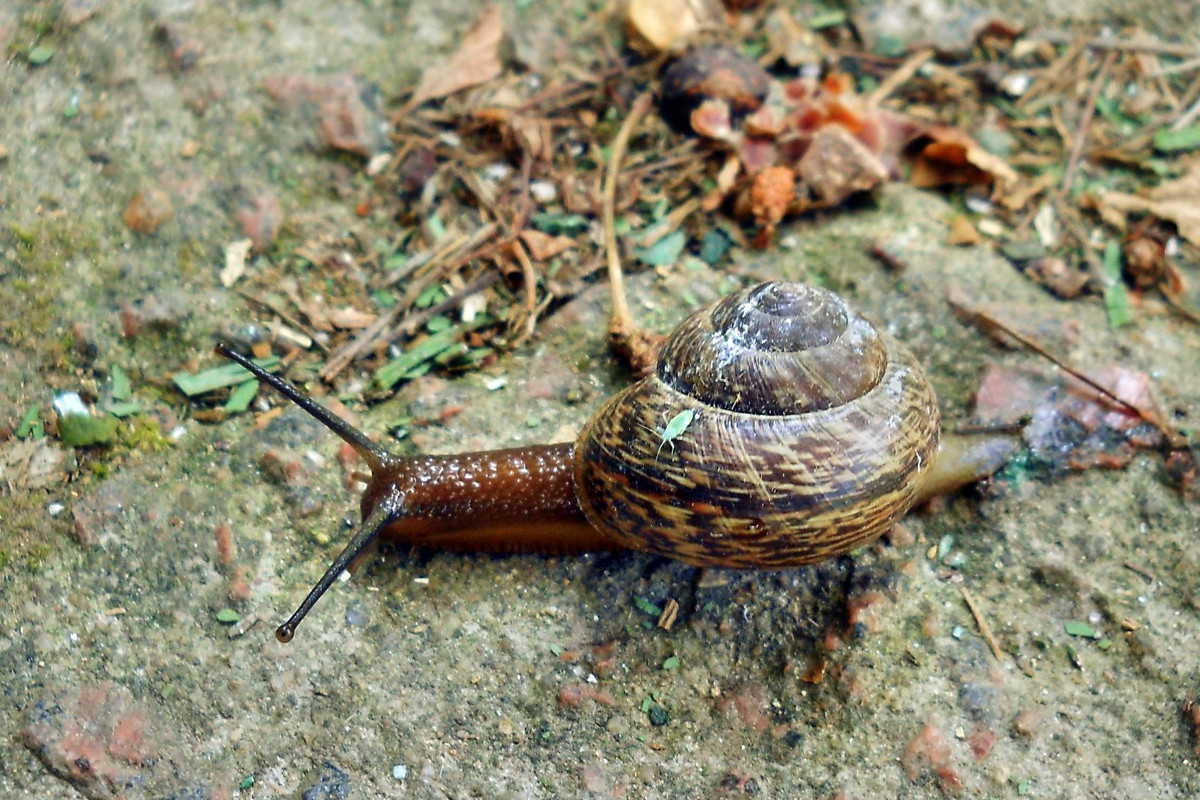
[946,215,982,246]
[410,4,504,106]
[1102,165,1200,246]
[221,239,253,287]
[909,126,1017,190]
[626,0,713,54]
[519,229,576,261]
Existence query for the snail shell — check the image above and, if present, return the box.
[574,282,941,568]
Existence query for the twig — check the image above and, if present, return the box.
[390,270,501,340]
[1160,283,1200,324]
[236,290,327,353]
[867,48,935,107]
[1056,49,1117,209]
[1123,561,1157,582]
[601,91,659,375]
[512,64,625,113]
[1028,31,1200,59]
[1170,95,1200,131]
[1016,38,1086,111]
[507,239,540,346]
[623,141,700,180]
[636,197,702,249]
[1147,56,1200,77]
[960,587,1006,664]
[321,227,504,381]
[1059,206,1109,290]
[384,222,500,288]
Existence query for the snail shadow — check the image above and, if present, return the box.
[397,543,899,677]
[574,550,911,692]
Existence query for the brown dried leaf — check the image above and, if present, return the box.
[1102,165,1200,246]
[410,4,504,106]
[946,215,982,246]
[909,126,1017,190]
[518,229,576,261]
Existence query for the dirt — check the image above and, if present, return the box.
[1,1,1199,799]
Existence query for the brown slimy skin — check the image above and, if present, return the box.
[216,283,1016,644]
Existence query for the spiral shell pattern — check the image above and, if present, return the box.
[573,282,940,568]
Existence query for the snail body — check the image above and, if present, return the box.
[217,282,1009,643]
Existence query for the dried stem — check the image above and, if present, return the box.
[960,587,1006,664]
[1029,31,1200,59]
[321,225,503,381]
[602,91,659,375]
[1056,49,1117,210]
[866,48,935,108]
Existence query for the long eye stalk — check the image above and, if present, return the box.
[214,343,389,472]
[214,344,398,642]
[273,501,398,643]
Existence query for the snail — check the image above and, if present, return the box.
[215,282,1017,643]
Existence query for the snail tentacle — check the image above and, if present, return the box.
[275,499,400,643]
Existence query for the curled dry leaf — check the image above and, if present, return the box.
[690,98,735,141]
[1123,233,1167,289]
[1102,166,1200,247]
[518,229,576,261]
[410,4,504,106]
[908,125,1018,191]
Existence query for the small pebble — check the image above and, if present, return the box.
[529,180,557,203]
